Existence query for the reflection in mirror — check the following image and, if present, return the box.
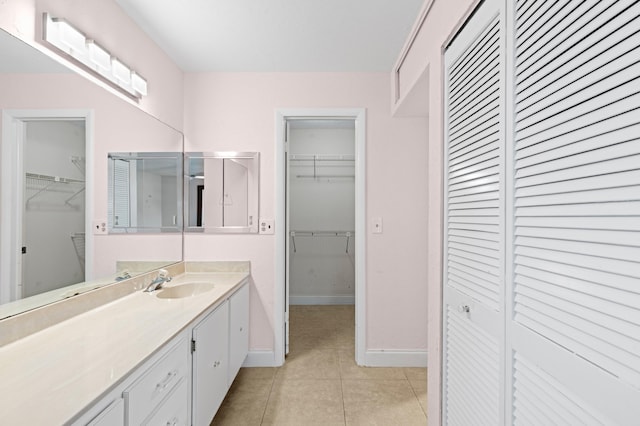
[0,29,183,320]
[185,152,259,233]
[108,152,183,233]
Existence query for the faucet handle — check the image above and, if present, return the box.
[158,269,169,278]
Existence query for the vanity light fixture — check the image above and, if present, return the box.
[52,17,86,53]
[111,58,132,85]
[131,72,148,97]
[43,13,148,101]
[86,40,111,73]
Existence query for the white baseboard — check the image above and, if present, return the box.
[242,350,279,367]
[290,295,355,305]
[363,350,428,367]
[243,349,428,368]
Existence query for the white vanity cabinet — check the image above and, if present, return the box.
[68,279,250,426]
[191,281,250,426]
[71,333,189,426]
[228,282,249,387]
[123,336,190,425]
[192,301,230,426]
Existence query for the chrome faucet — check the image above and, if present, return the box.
[144,269,172,292]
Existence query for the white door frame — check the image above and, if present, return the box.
[275,108,366,365]
[0,109,94,304]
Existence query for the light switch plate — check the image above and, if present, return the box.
[92,220,107,235]
[372,217,383,234]
[260,219,275,234]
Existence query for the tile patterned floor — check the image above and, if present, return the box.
[212,305,427,425]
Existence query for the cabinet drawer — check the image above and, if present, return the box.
[124,338,188,426]
[87,398,124,426]
[143,377,189,426]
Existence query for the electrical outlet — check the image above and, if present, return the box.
[92,220,107,235]
[260,219,275,234]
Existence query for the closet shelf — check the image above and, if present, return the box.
[289,154,355,179]
[26,173,84,184]
[289,154,354,161]
[289,230,355,253]
[25,172,85,204]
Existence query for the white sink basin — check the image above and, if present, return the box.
[155,282,215,299]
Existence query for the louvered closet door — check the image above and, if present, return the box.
[509,0,640,423]
[443,0,506,424]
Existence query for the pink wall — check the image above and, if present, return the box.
[183,72,429,355]
[392,0,480,423]
[0,0,184,130]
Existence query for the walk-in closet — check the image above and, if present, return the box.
[286,118,356,352]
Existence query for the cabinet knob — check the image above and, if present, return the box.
[240,327,243,332]
[458,305,470,314]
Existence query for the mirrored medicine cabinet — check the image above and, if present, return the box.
[184,152,260,234]
[108,152,183,233]
[107,151,260,234]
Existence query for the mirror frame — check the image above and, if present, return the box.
[184,151,260,234]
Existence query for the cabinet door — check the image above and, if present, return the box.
[192,301,229,426]
[443,0,506,424]
[228,283,249,387]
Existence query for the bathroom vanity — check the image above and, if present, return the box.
[0,263,250,425]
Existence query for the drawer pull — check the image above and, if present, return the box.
[155,370,178,393]
[166,417,179,426]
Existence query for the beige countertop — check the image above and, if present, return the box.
[0,271,249,425]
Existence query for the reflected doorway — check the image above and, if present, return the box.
[1,110,92,304]
[22,120,86,297]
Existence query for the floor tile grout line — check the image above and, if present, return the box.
[258,371,278,426]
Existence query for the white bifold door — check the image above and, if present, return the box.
[443,0,506,423]
[444,0,640,424]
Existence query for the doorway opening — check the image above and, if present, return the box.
[275,108,366,365]
[287,119,356,356]
[1,110,93,304]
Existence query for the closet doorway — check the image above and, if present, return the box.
[275,109,366,365]
[1,110,92,303]
[287,118,355,355]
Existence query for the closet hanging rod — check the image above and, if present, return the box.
[290,230,354,237]
[295,174,355,179]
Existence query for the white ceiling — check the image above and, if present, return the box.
[115,0,424,72]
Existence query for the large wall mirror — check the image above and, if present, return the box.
[0,29,183,319]
[185,152,259,233]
